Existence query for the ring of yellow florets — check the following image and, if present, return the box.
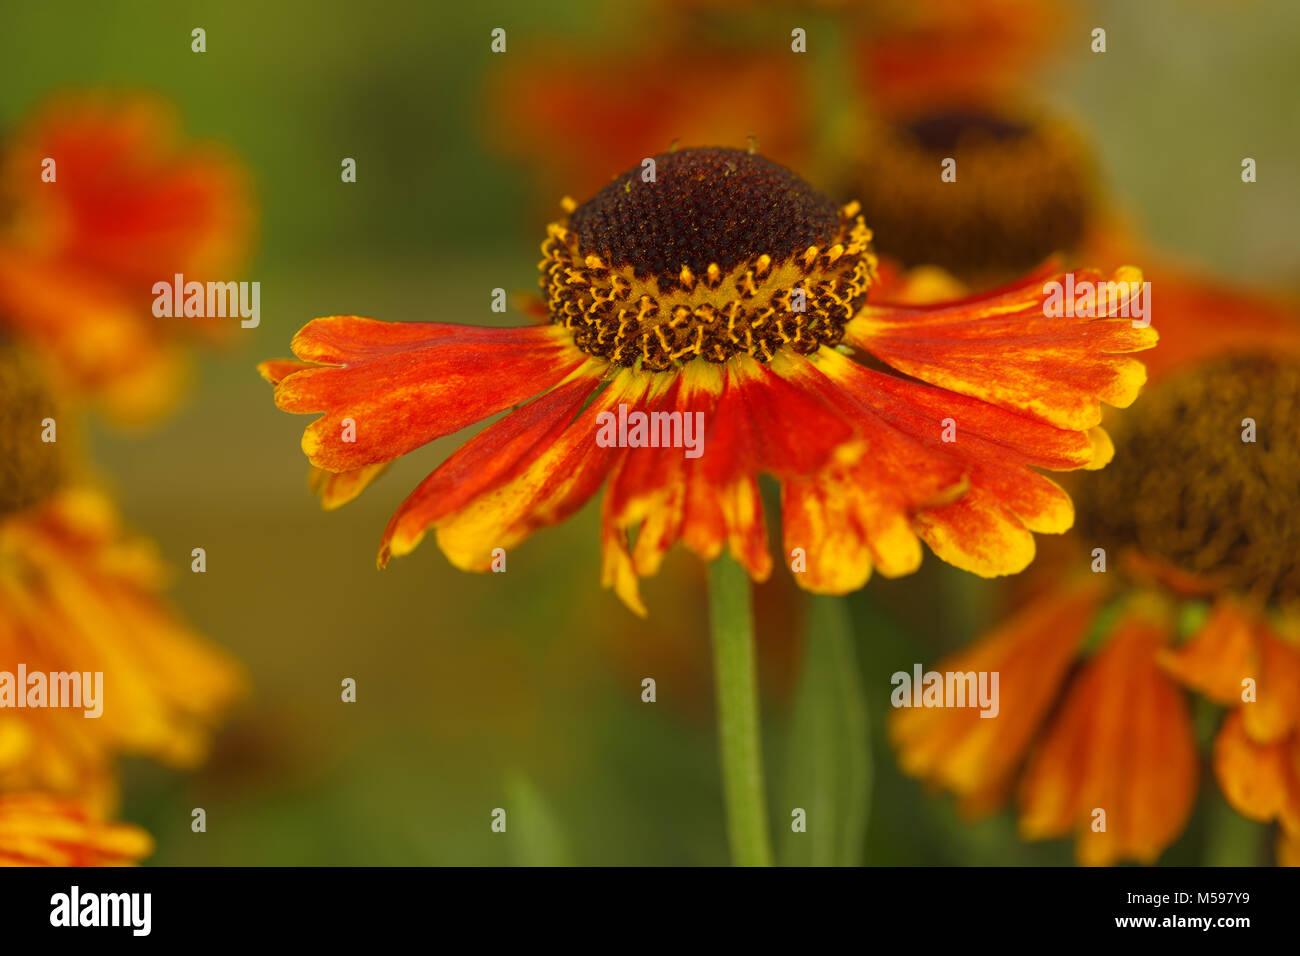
[541,202,876,371]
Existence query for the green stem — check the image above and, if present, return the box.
[1203,783,1266,866]
[707,554,773,867]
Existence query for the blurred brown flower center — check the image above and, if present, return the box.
[0,342,63,515]
[1079,354,1300,602]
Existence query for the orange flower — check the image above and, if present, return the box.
[853,0,1068,118]
[893,348,1300,865]
[1018,610,1198,866]
[0,793,151,866]
[1164,600,1300,855]
[0,92,253,421]
[891,579,1198,866]
[838,0,1093,288]
[485,46,815,211]
[262,147,1153,614]
[0,486,244,806]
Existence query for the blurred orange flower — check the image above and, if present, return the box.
[893,336,1300,865]
[0,487,244,808]
[853,0,1068,118]
[484,44,815,213]
[1165,601,1300,849]
[894,581,1197,866]
[0,792,151,866]
[0,92,253,421]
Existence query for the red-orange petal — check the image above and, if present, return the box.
[847,266,1157,431]
[798,345,1098,578]
[425,367,651,571]
[701,352,856,486]
[2,92,252,289]
[378,364,604,564]
[271,318,587,472]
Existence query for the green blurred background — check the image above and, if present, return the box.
[2,0,1297,864]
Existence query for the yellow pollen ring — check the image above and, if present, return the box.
[540,204,877,371]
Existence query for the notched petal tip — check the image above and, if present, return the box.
[257,357,314,386]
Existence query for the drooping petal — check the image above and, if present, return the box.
[1159,598,1259,705]
[1213,710,1300,832]
[1243,631,1300,744]
[602,352,856,596]
[0,489,242,794]
[914,487,1038,577]
[427,367,650,572]
[599,496,647,618]
[702,352,856,486]
[890,579,1104,816]
[378,363,605,564]
[717,475,772,582]
[1018,613,1197,866]
[792,345,1099,579]
[781,434,961,591]
[603,365,714,535]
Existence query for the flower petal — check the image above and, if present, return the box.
[1243,631,1300,744]
[378,364,605,564]
[1213,710,1300,832]
[2,93,251,288]
[308,463,389,511]
[0,793,154,866]
[803,346,1092,576]
[1018,613,1197,866]
[847,266,1157,431]
[890,579,1103,814]
[1159,598,1259,705]
[270,319,587,472]
[428,367,649,571]
[703,352,856,486]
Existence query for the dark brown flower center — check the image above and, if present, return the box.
[0,343,63,515]
[1079,355,1300,602]
[544,147,876,371]
[849,109,1092,281]
[569,147,841,280]
[904,110,1031,151]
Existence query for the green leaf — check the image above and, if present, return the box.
[779,595,871,866]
